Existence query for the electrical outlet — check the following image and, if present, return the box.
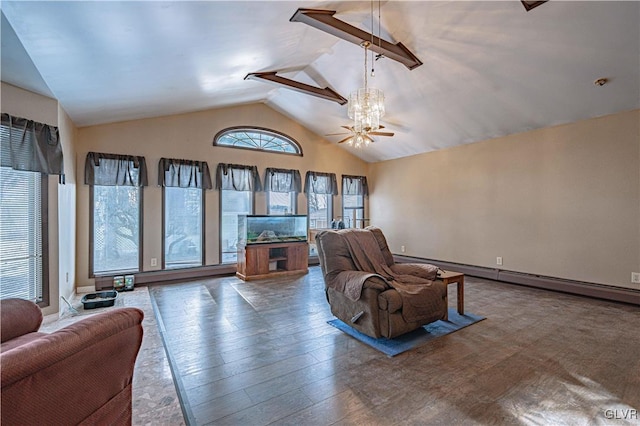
[632,272,640,284]
[401,245,406,253]
[496,257,503,266]
[151,258,158,267]
[65,272,69,283]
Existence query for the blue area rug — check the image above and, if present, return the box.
[327,308,485,357]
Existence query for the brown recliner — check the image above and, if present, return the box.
[316,226,447,339]
[1,298,144,425]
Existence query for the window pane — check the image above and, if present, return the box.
[308,193,331,256]
[0,167,43,302]
[93,185,141,274]
[164,187,203,269]
[268,191,295,215]
[221,190,252,263]
[308,193,331,229]
[343,207,364,228]
[343,194,363,209]
[343,194,364,228]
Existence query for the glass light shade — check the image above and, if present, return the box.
[347,133,372,149]
[348,87,385,133]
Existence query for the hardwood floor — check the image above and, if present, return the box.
[149,266,640,425]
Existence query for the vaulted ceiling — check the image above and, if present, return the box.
[2,1,638,162]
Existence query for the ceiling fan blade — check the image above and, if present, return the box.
[341,125,354,131]
[325,132,350,136]
[368,131,394,137]
[337,136,353,144]
[364,135,375,144]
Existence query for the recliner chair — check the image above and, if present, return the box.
[316,226,447,339]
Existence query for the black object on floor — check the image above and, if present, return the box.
[81,290,118,309]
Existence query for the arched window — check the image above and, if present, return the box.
[213,126,302,156]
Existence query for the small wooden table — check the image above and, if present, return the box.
[438,270,464,320]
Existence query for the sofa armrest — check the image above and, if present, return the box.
[391,263,439,280]
[360,274,390,291]
[378,289,403,314]
[1,307,144,425]
[1,298,43,343]
[329,270,390,299]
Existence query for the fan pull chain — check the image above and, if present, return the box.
[371,0,375,77]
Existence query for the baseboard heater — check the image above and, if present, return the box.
[393,255,500,280]
[393,254,639,306]
[95,257,322,290]
[95,264,237,290]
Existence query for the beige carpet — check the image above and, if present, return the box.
[41,287,185,425]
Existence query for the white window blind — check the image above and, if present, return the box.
[92,185,141,275]
[0,166,44,302]
[164,187,203,269]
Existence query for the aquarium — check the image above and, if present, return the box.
[238,215,308,246]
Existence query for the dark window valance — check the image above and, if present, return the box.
[342,175,369,197]
[158,158,212,189]
[304,171,338,195]
[264,168,302,193]
[84,152,148,187]
[215,163,262,191]
[1,113,64,178]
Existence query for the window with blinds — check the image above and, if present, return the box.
[0,167,48,304]
[265,168,301,215]
[342,175,368,229]
[164,187,204,269]
[87,153,145,276]
[304,172,336,230]
[92,185,142,275]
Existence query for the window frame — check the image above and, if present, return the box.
[213,126,303,156]
[89,184,144,277]
[161,186,205,270]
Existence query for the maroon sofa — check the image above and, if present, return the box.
[1,298,144,425]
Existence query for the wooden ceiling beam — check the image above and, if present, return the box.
[290,8,422,70]
[521,1,548,11]
[244,71,348,105]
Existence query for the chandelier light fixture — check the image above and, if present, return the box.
[348,42,385,135]
[347,2,385,147]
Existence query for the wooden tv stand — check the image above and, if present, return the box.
[236,241,308,281]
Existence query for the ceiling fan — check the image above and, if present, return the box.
[325,125,394,145]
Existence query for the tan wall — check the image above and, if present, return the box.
[1,82,57,125]
[76,103,368,287]
[369,109,640,289]
[57,105,78,301]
